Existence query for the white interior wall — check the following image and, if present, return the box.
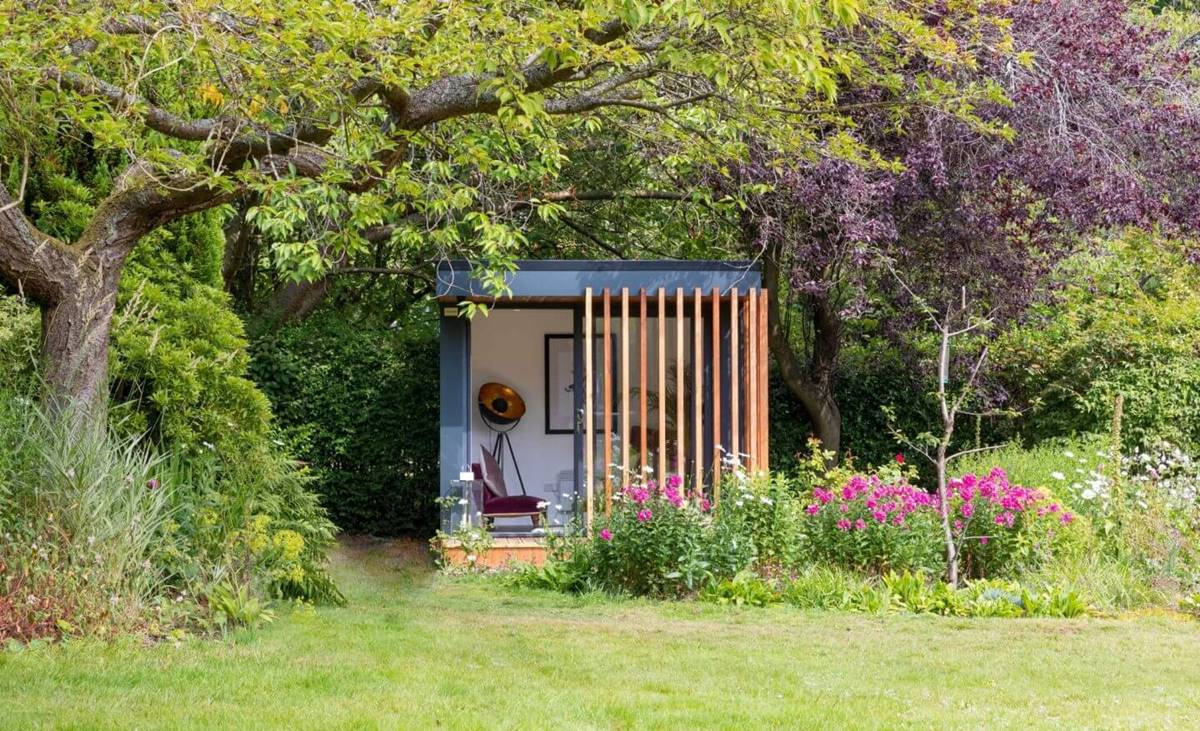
[471,309,575,529]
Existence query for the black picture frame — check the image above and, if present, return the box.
[545,334,576,434]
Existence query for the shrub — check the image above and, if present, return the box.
[587,474,730,597]
[250,307,439,536]
[713,469,809,569]
[993,233,1200,453]
[801,473,945,574]
[946,468,1083,578]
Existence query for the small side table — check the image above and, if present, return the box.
[448,479,481,530]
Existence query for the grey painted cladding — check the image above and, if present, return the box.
[438,311,471,531]
[436,259,762,298]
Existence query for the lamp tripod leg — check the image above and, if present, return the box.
[503,432,528,495]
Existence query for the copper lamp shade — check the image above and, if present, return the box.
[478,382,526,424]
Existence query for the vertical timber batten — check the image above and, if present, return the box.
[675,288,684,481]
[584,289,594,531]
[693,288,702,494]
[711,287,721,498]
[748,288,759,471]
[758,288,770,472]
[639,288,648,475]
[620,288,630,505]
[603,288,613,513]
[657,288,667,481]
[730,288,739,470]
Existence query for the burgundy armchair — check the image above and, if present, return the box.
[474,446,546,530]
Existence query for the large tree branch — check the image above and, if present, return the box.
[0,183,78,304]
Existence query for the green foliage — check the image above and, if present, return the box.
[0,397,172,640]
[113,210,275,467]
[770,344,938,470]
[206,581,275,632]
[700,571,782,607]
[995,233,1200,452]
[779,565,873,609]
[0,296,39,393]
[250,306,439,536]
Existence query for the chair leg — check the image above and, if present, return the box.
[530,513,541,528]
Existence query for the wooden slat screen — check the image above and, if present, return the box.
[582,285,771,528]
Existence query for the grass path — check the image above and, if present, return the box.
[3,538,1200,729]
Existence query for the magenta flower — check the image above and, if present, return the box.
[1060,512,1075,524]
[146,478,160,491]
[637,509,652,523]
[979,536,989,545]
[599,528,613,541]
[666,473,683,491]
[836,519,851,531]
[872,510,887,523]
[854,518,866,530]
[805,504,821,515]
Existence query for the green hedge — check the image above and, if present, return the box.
[251,307,440,536]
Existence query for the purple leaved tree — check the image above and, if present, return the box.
[731,0,1200,457]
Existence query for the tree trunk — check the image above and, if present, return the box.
[763,248,843,458]
[222,195,258,311]
[40,266,120,416]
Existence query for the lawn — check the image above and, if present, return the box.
[3,539,1200,730]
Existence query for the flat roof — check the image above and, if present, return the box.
[435,259,763,300]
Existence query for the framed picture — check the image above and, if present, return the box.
[544,334,575,434]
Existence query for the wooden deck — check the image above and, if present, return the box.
[437,536,548,568]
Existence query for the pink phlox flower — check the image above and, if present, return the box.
[626,486,650,505]
[836,519,851,531]
[599,528,613,541]
[979,536,989,545]
[805,504,821,515]
[854,518,867,530]
[839,503,850,513]
[1060,512,1075,524]
[872,510,887,523]
[637,509,653,523]
[960,502,975,518]
[813,488,833,505]
[666,473,683,491]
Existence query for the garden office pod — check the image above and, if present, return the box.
[436,260,770,567]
